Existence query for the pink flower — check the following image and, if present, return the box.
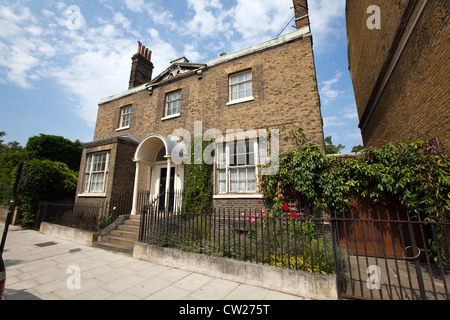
[262,213,267,218]
[241,213,245,217]
[261,209,265,213]
[251,218,256,223]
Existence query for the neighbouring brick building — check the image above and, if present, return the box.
[75,0,325,214]
[346,0,449,151]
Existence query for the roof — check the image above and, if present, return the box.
[98,26,311,105]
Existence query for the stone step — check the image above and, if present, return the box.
[102,235,134,247]
[117,224,140,232]
[123,218,141,226]
[92,241,133,256]
[110,229,139,240]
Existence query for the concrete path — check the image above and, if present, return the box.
[0,222,305,300]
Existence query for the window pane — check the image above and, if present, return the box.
[247,168,256,191]
[217,144,226,168]
[90,173,105,192]
[218,169,226,193]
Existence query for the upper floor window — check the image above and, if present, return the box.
[119,106,132,129]
[229,71,253,103]
[166,91,181,117]
[84,152,110,194]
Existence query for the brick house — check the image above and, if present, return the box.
[75,0,325,215]
[346,0,449,151]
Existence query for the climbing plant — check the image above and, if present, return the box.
[260,129,450,223]
[182,138,213,214]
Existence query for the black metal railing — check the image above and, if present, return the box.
[332,208,450,300]
[138,206,345,277]
[34,190,151,231]
[138,203,449,300]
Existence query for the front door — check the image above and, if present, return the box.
[159,167,175,212]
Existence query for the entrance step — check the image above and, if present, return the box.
[93,215,141,256]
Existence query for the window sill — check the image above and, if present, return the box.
[78,193,107,198]
[161,114,181,121]
[226,96,254,106]
[116,126,130,132]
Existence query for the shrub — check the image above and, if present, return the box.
[16,159,78,229]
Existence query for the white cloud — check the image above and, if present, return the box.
[309,0,346,51]
[320,71,345,105]
[232,0,293,48]
[125,0,145,13]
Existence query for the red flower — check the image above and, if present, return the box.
[258,200,263,204]
[281,204,290,211]
[289,211,293,217]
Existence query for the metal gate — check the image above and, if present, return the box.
[332,208,450,300]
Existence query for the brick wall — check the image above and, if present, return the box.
[346,0,409,119]
[94,35,324,152]
[213,198,265,214]
[347,0,449,151]
[75,137,138,208]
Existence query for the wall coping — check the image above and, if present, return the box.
[133,242,338,300]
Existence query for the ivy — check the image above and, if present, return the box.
[182,138,213,214]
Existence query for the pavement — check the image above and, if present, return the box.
[0,222,306,301]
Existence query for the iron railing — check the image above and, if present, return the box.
[138,204,450,300]
[138,206,344,277]
[332,209,449,300]
[34,190,150,231]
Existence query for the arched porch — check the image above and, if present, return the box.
[131,134,184,215]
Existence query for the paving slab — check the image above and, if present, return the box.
[0,222,305,301]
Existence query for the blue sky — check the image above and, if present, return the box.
[0,0,362,152]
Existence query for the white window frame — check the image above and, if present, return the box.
[165,90,181,118]
[83,152,110,194]
[227,70,254,106]
[216,139,259,194]
[117,106,132,131]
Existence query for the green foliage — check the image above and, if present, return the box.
[182,138,213,213]
[25,134,83,171]
[261,131,450,222]
[17,159,78,229]
[324,136,345,155]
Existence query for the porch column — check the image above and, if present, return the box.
[131,162,140,215]
[164,156,172,210]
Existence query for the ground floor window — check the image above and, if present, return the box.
[216,139,258,194]
[84,152,110,193]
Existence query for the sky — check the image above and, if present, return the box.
[0,0,363,152]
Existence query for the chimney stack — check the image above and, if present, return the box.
[129,41,154,89]
[293,0,310,29]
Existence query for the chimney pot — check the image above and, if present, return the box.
[129,41,154,89]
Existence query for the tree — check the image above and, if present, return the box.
[324,136,345,154]
[25,134,82,171]
[0,131,23,154]
[352,145,364,153]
